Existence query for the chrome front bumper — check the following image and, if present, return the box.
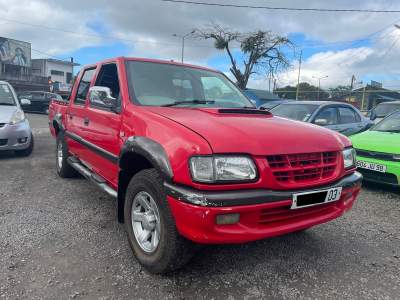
[0,119,32,151]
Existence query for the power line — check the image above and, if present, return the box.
[161,0,400,13]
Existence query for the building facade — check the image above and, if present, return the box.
[31,58,78,85]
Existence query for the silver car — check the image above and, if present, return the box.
[0,81,34,156]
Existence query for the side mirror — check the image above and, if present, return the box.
[20,98,31,106]
[89,86,117,111]
[370,110,377,120]
[314,118,328,126]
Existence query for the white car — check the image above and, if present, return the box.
[0,81,34,156]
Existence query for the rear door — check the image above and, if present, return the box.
[66,67,97,159]
[83,63,122,185]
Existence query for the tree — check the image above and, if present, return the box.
[275,82,329,100]
[195,24,293,89]
[328,85,352,99]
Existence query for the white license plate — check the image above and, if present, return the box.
[291,187,342,209]
[356,160,387,173]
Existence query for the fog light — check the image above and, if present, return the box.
[18,137,28,144]
[216,213,240,225]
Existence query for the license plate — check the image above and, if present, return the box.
[356,160,387,173]
[291,187,342,209]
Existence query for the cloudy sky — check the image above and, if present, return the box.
[1,0,400,90]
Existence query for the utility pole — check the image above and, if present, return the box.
[172,30,195,63]
[295,50,302,100]
[349,74,355,103]
[312,75,328,101]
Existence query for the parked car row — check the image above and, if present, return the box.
[18,91,63,114]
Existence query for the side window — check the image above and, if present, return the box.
[315,107,338,125]
[90,63,120,110]
[338,107,360,124]
[75,68,96,106]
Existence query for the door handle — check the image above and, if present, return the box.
[84,117,90,126]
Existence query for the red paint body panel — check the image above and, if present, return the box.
[168,183,360,244]
[48,56,361,245]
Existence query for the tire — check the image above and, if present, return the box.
[15,134,34,157]
[124,168,195,274]
[56,132,78,178]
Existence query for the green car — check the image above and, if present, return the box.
[351,110,400,186]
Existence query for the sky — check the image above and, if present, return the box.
[1,0,400,90]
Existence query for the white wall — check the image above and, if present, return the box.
[45,61,73,84]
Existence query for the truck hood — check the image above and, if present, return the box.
[351,130,400,154]
[0,106,17,123]
[147,107,350,155]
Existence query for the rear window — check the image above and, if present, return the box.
[271,104,319,121]
[0,84,16,106]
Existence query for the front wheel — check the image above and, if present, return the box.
[124,169,195,274]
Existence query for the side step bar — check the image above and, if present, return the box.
[67,157,117,198]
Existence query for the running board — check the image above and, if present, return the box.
[67,157,117,198]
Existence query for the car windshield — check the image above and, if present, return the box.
[372,111,400,132]
[0,84,16,106]
[125,61,254,108]
[374,103,400,117]
[271,103,319,121]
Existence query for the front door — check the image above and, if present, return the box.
[83,63,122,186]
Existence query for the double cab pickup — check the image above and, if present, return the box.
[49,57,362,273]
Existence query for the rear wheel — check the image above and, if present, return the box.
[15,134,34,157]
[124,168,195,274]
[56,133,77,178]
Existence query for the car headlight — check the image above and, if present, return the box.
[393,154,400,160]
[189,156,257,183]
[9,109,25,125]
[343,148,356,169]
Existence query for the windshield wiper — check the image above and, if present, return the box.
[0,103,14,106]
[161,99,215,107]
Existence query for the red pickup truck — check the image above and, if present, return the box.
[49,57,362,273]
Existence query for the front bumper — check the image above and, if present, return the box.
[0,120,32,151]
[166,172,362,244]
[356,156,400,186]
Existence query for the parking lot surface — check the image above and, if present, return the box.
[0,114,399,299]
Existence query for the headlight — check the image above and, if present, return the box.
[393,154,400,160]
[189,156,257,183]
[343,148,356,169]
[9,109,25,125]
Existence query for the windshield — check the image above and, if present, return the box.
[0,84,16,106]
[372,111,400,132]
[125,61,254,108]
[271,103,319,121]
[374,103,400,117]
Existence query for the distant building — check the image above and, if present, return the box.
[0,36,79,93]
[345,82,400,110]
[31,58,79,85]
[0,37,49,91]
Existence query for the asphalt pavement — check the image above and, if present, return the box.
[0,114,399,299]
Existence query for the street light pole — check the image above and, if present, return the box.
[173,30,195,63]
[312,75,328,101]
